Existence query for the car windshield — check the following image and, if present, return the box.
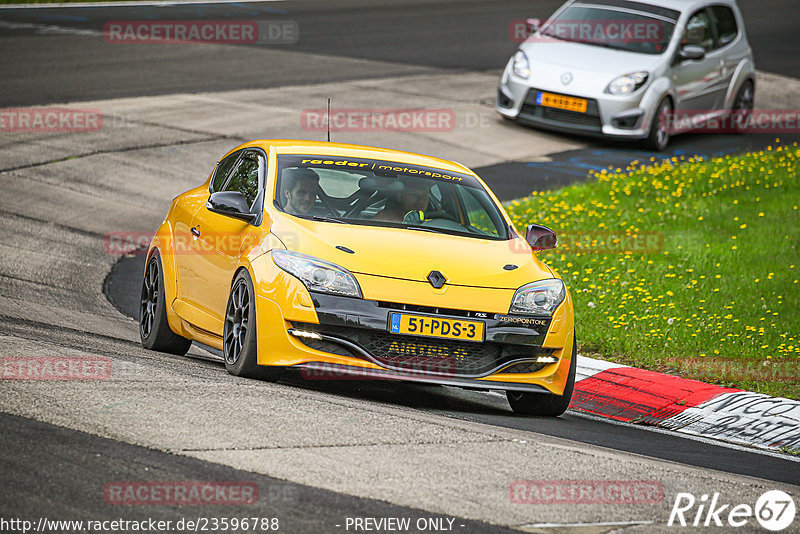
[275,155,510,240]
[541,3,676,55]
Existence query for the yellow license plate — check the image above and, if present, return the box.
[537,92,588,113]
[388,313,484,342]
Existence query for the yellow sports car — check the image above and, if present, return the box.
[140,140,575,415]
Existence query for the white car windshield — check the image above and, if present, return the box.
[541,3,677,55]
[275,155,510,240]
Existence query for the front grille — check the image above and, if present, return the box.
[519,89,602,131]
[299,337,355,358]
[376,301,474,319]
[292,322,550,377]
[499,361,548,374]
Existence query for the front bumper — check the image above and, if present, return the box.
[255,287,575,395]
[292,293,555,377]
[496,66,654,139]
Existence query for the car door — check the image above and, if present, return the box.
[175,150,241,309]
[672,8,725,112]
[708,4,742,107]
[181,149,265,335]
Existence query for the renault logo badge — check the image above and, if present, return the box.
[427,271,447,289]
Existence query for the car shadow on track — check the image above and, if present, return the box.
[277,370,515,416]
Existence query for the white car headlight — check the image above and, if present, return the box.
[272,250,362,298]
[512,50,530,79]
[606,71,649,95]
[510,279,565,316]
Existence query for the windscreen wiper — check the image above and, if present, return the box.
[539,28,570,42]
[404,225,440,233]
[573,39,622,50]
[311,215,348,224]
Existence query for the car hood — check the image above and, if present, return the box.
[270,216,553,290]
[519,40,662,94]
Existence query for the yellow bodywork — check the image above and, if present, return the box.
[148,140,575,395]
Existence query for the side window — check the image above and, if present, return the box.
[223,152,261,208]
[711,6,738,48]
[682,10,713,52]
[211,151,240,192]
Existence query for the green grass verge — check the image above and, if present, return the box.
[505,142,799,400]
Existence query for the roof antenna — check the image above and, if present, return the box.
[326,98,331,142]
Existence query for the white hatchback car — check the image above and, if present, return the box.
[496,0,755,150]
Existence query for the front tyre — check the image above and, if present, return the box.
[644,97,672,151]
[731,80,754,133]
[140,250,192,355]
[223,269,275,379]
[506,334,577,416]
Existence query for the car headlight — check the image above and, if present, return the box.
[512,50,530,79]
[510,279,565,316]
[606,71,649,95]
[272,250,362,298]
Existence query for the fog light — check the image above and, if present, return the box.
[612,113,643,129]
[290,330,322,340]
[536,355,559,363]
[497,89,514,109]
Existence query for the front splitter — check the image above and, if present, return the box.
[290,362,554,394]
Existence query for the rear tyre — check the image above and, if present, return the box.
[223,269,277,379]
[140,250,192,355]
[731,80,754,133]
[506,334,577,416]
[644,97,672,151]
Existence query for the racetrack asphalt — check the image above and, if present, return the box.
[1,412,518,534]
[0,0,798,105]
[1,1,800,531]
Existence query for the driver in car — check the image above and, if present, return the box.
[373,177,431,223]
[282,167,320,216]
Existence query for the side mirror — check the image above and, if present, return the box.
[678,44,705,62]
[526,223,557,251]
[207,191,257,223]
[526,18,540,35]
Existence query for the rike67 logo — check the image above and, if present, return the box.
[668,490,796,531]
